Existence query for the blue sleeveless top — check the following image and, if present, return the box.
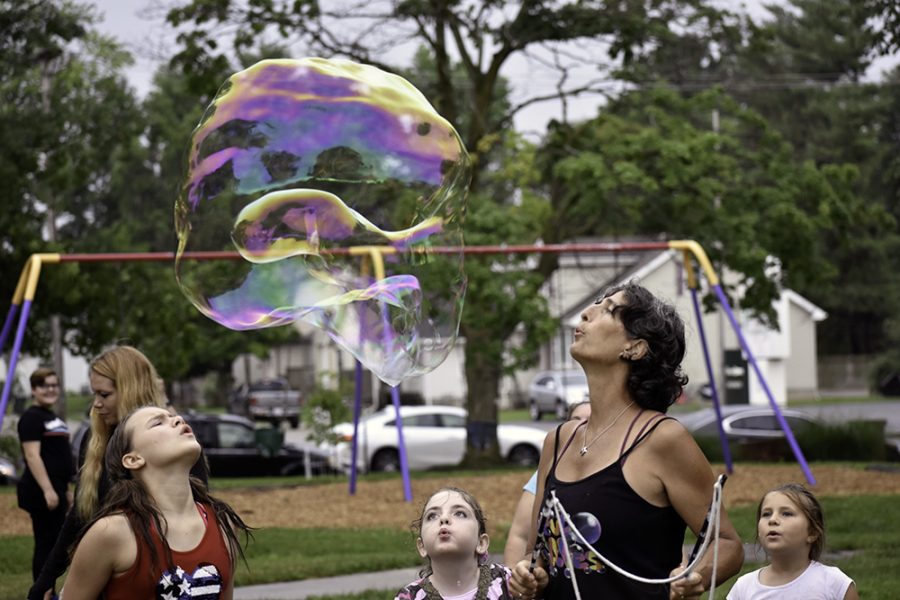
[537,414,686,599]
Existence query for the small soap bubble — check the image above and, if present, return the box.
[175,58,470,386]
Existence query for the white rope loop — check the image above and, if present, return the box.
[548,474,726,598]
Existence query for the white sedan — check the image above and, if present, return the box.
[324,405,547,472]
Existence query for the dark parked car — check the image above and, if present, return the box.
[677,406,819,442]
[184,412,332,478]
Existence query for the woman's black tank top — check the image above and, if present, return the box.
[537,414,686,599]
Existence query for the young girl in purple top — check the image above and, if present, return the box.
[396,487,537,600]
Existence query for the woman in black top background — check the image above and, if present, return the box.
[18,367,74,591]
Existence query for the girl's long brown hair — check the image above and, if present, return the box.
[73,408,252,587]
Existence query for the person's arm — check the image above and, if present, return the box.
[509,427,560,598]
[843,581,859,600]
[654,421,743,599]
[503,489,537,566]
[61,515,133,600]
[22,441,59,510]
[27,498,85,599]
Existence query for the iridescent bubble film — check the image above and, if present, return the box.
[175,58,470,386]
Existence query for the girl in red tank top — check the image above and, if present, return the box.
[61,406,251,600]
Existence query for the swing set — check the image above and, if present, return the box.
[0,240,816,509]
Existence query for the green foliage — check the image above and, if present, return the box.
[537,86,854,325]
[694,420,888,462]
[302,374,352,446]
[621,0,900,356]
[235,527,418,586]
[0,433,21,462]
[0,535,36,598]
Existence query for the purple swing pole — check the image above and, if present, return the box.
[0,300,34,430]
[389,384,413,502]
[0,303,19,355]
[348,359,364,495]
[689,289,733,473]
[712,285,816,485]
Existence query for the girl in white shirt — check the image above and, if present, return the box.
[727,483,858,600]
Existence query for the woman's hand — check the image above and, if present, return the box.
[668,565,704,599]
[43,489,60,511]
[509,559,548,599]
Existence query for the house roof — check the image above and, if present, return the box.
[558,249,665,323]
[563,249,827,327]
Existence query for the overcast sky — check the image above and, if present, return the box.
[91,0,898,138]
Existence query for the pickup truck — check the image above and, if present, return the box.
[230,378,303,428]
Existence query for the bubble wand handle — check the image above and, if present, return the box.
[688,474,728,565]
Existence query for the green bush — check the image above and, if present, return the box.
[796,421,886,461]
[0,434,21,461]
[694,420,887,463]
[302,375,352,446]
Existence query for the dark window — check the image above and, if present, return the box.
[188,420,216,447]
[440,414,466,428]
[401,414,442,427]
[731,415,778,431]
[218,422,257,448]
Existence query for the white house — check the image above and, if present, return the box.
[509,247,827,407]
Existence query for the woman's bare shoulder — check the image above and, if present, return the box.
[83,513,133,545]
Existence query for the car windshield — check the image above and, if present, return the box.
[250,380,287,391]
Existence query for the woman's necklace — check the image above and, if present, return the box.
[579,401,635,456]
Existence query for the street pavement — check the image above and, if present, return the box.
[233,547,771,599]
[234,565,420,600]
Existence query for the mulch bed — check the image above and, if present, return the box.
[2,464,897,537]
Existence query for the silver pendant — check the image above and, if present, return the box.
[579,446,588,456]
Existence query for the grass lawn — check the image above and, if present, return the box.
[2,493,897,599]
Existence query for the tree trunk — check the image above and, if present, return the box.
[461,344,504,467]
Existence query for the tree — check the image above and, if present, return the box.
[0,0,141,362]
[164,0,819,461]
[533,87,887,328]
[616,0,900,359]
[0,2,296,407]
[58,58,300,402]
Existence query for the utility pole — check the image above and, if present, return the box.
[712,107,726,401]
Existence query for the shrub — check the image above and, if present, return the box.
[302,377,352,446]
[694,420,887,462]
[0,434,21,461]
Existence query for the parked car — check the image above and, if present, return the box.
[677,406,820,442]
[230,378,303,428]
[183,412,332,478]
[527,369,589,421]
[324,405,546,472]
[0,452,18,485]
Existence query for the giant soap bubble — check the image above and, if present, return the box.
[175,58,471,386]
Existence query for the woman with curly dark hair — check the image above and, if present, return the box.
[510,282,744,600]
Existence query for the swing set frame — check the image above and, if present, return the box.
[0,240,816,502]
